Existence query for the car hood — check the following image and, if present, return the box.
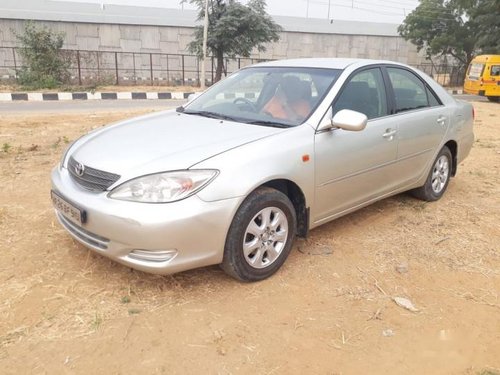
[69,110,284,179]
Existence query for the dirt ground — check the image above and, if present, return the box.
[0,102,499,374]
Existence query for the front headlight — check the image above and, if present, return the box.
[108,170,218,203]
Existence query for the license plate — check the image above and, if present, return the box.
[51,190,86,226]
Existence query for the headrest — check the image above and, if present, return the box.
[280,76,311,102]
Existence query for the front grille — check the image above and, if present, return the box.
[68,156,120,191]
[57,212,109,250]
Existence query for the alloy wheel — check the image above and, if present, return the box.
[431,155,450,194]
[242,207,289,269]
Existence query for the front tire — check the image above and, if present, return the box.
[411,146,452,201]
[221,187,297,282]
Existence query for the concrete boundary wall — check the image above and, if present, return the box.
[0,18,422,63]
[0,1,426,80]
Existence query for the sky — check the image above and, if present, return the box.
[60,0,420,24]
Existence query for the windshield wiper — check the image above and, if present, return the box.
[243,120,292,128]
[179,109,291,128]
[182,110,238,121]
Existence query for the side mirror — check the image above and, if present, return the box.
[331,109,368,131]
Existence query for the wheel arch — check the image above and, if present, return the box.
[260,179,309,238]
[444,140,458,177]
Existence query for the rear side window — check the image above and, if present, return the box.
[468,63,485,80]
[491,65,500,76]
[387,68,429,113]
[426,87,441,107]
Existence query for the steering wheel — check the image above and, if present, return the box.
[233,97,257,112]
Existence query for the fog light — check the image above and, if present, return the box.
[128,249,177,263]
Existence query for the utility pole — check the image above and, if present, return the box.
[306,0,309,18]
[327,0,331,19]
[200,0,209,89]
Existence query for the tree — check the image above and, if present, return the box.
[185,0,282,83]
[467,0,500,54]
[398,0,499,67]
[15,21,70,88]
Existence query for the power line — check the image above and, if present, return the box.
[300,0,460,21]
[302,0,410,16]
[306,0,417,12]
[305,0,404,16]
[303,0,407,16]
[351,0,416,11]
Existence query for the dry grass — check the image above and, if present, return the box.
[0,102,499,374]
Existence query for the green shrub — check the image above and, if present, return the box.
[15,21,70,89]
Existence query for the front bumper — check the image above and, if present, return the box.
[51,166,241,274]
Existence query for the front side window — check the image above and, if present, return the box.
[491,65,500,76]
[332,68,388,120]
[183,67,341,127]
[387,68,429,113]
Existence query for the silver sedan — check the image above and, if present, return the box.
[51,58,474,281]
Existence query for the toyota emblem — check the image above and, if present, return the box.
[74,162,85,176]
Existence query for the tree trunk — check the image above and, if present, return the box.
[466,51,474,67]
[215,49,224,83]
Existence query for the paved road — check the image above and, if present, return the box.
[0,99,187,114]
[0,95,490,115]
[454,94,489,103]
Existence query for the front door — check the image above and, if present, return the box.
[313,67,399,224]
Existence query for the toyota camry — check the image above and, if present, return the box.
[51,58,474,281]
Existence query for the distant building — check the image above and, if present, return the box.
[0,0,426,83]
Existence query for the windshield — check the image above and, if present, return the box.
[181,67,342,127]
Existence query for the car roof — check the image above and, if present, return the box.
[253,58,408,70]
[471,55,500,63]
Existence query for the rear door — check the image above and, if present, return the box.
[385,67,449,186]
[464,61,485,94]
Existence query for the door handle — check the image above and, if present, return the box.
[437,116,447,126]
[382,129,397,140]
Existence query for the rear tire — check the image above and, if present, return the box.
[221,187,297,282]
[486,96,499,103]
[411,146,452,201]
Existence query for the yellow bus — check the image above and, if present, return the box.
[464,55,500,102]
